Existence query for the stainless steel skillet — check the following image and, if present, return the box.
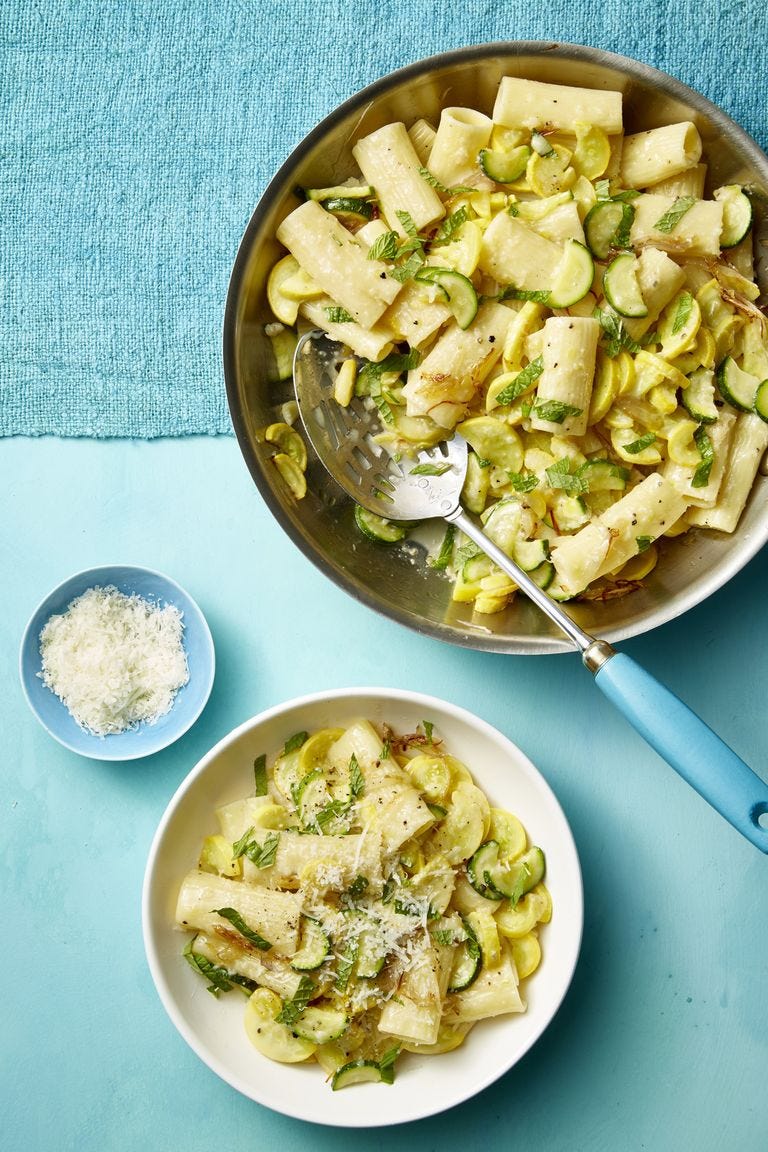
[295,329,768,852]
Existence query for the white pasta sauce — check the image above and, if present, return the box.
[39,585,189,735]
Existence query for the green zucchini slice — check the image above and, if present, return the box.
[716,356,760,412]
[354,505,408,543]
[602,252,648,318]
[415,267,478,329]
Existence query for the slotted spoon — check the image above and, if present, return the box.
[294,330,768,851]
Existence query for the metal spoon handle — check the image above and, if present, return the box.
[448,507,768,852]
[447,508,601,655]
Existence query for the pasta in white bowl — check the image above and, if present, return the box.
[142,688,582,1126]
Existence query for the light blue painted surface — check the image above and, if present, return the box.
[4,0,768,1145]
[2,437,767,1151]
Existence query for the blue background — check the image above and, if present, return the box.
[2,2,768,1150]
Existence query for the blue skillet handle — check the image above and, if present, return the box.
[594,652,768,853]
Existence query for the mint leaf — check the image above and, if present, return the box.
[624,432,657,454]
[389,250,425,282]
[349,754,365,799]
[314,798,351,831]
[276,975,315,1025]
[692,426,714,488]
[428,523,455,569]
[497,286,550,304]
[495,356,544,405]
[371,392,394,424]
[612,202,635,250]
[211,906,273,950]
[396,209,418,238]
[418,167,472,195]
[368,231,400,261]
[546,457,588,493]
[508,470,540,493]
[183,938,257,997]
[653,196,696,234]
[253,754,268,797]
[325,306,355,324]
[432,206,469,245]
[409,462,451,476]
[594,307,641,357]
[335,946,358,992]
[422,720,435,743]
[672,291,694,335]
[509,864,532,908]
[284,731,308,755]
[232,829,280,869]
[533,400,583,424]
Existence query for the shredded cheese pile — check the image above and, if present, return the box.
[39,585,189,736]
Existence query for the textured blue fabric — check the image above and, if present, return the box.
[2,0,767,438]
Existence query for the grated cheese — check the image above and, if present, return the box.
[39,584,189,736]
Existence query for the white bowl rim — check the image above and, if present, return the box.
[142,686,584,1126]
[19,563,216,761]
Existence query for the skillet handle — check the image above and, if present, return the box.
[594,652,768,853]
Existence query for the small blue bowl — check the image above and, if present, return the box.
[20,565,215,761]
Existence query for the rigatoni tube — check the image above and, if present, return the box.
[531,316,600,437]
[478,212,562,292]
[620,122,702,189]
[427,106,494,189]
[352,121,445,237]
[277,200,401,328]
[492,76,623,135]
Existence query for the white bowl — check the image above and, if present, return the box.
[142,688,583,1127]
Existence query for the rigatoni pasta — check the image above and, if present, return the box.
[264,72,768,613]
[176,719,551,1089]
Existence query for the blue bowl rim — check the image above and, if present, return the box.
[19,564,216,761]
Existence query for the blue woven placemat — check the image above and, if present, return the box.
[2,0,766,438]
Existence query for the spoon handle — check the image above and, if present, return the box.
[448,508,768,852]
[594,653,768,852]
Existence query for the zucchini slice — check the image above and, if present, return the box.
[457,415,524,471]
[291,916,331,971]
[716,356,760,412]
[447,919,482,991]
[244,989,316,1063]
[714,185,753,248]
[331,1056,395,1090]
[547,239,594,309]
[467,840,501,898]
[305,183,373,201]
[602,252,648,319]
[577,458,629,492]
[512,538,550,572]
[754,379,768,424]
[478,145,531,183]
[322,197,373,228]
[354,505,408,543]
[528,560,555,590]
[291,1005,348,1044]
[584,199,635,259]
[681,369,719,424]
[414,267,478,329]
[485,846,546,903]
